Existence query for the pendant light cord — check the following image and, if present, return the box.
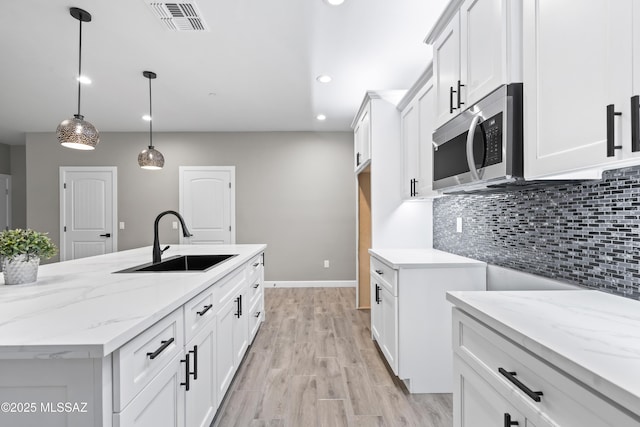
[76,18,83,117]
[148,75,153,149]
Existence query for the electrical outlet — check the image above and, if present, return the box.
[456,217,463,233]
[324,260,330,268]
[119,221,125,230]
[172,221,178,229]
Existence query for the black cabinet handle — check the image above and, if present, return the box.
[146,337,174,360]
[457,80,465,109]
[504,413,519,426]
[606,104,623,157]
[375,284,381,304]
[235,295,243,318]
[240,294,243,316]
[180,354,190,391]
[356,152,361,166]
[632,95,639,152]
[253,283,260,289]
[253,262,260,267]
[99,233,111,238]
[254,311,261,318]
[189,345,198,380]
[375,269,383,275]
[449,86,456,113]
[498,368,543,402]
[410,178,416,197]
[197,304,213,316]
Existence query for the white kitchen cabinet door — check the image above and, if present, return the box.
[354,103,371,173]
[416,82,437,197]
[379,285,398,374]
[460,0,518,108]
[185,323,217,427]
[453,355,536,427]
[215,297,236,405]
[233,289,249,365]
[114,353,186,427]
[433,12,461,128]
[523,0,633,178]
[401,100,420,199]
[370,278,383,342]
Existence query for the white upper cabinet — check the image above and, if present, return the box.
[399,67,438,199]
[523,0,636,179]
[427,0,522,129]
[353,102,371,173]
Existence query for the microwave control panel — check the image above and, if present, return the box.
[482,112,503,166]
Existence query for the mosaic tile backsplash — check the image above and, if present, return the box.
[433,165,640,300]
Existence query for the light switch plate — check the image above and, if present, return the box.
[456,217,463,233]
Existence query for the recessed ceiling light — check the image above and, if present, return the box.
[316,114,327,121]
[316,74,332,83]
[324,0,345,5]
[77,75,92,84]
[142,115,152,121]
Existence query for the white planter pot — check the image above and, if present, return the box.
[2,255,40,285]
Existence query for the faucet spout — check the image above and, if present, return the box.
[152,210,193,264]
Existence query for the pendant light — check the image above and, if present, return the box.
[56,7,99,150]
[138,71,165,170]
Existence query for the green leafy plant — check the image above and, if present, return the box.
[0,229,58,261]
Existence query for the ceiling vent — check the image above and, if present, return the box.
[145,2,208,31]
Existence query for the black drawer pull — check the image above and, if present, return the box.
[253,262,260,267]
[375,269,383,275]
[449,86,456,113]
[253,283,260,289]
[180,354,190,391]
[189,345,198,380]
[197,304,213,316]
[504,413,519,426]
[606,104,622,157]
[254,311,261,318]
[499,368,543,402]
[457,80,465,109]
[99,233,111,238]
[375,284,381,304]
[146,337,174,360]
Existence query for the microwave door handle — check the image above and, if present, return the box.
[466,114,482,181]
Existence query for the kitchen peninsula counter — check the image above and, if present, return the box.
[447,290,640,422]
[0,244,266,359]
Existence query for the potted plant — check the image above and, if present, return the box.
[0,228,57,285]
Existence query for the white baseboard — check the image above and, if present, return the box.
[264,280,356,288]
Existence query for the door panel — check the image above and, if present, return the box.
[179,167,235,244]
[0,174,10,231]
[60,167,116,261]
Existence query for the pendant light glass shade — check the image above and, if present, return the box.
[138,71,165,170]
[57,7,99,150]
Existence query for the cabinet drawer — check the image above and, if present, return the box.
[184,285,215,343]
[113,308,184,411]
[213,266,246,311]
[246,253,263,280]
[453,309,638,426]
[370,256,397,296]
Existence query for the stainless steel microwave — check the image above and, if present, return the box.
[432,83,523,193]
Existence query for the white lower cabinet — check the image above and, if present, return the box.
[114,352,186,427]
[452,308,638,427]
[369,252,486,393]
[185,322,217,427]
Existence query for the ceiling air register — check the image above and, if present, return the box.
[145,1,209,31]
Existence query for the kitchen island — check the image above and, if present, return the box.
[0,244,266,427]
[447,290,640,426]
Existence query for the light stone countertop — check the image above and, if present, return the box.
[447,290,640,418]
[0,244,266,359]
[369,248,487,269]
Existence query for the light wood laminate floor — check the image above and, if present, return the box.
[212,287,453,427]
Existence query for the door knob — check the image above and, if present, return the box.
[99,233,111,238]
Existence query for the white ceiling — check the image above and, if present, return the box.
[0,0,448,145]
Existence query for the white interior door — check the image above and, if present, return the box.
[60,167,117,261]
[0,174,10,231]
[179,166,235,244]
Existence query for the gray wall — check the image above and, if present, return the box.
[25,131,356,281]
[0,143,9,174]
[10,145,26,228]
[433,165,640,300]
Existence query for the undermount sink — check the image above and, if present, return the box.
[115,254,237,273]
